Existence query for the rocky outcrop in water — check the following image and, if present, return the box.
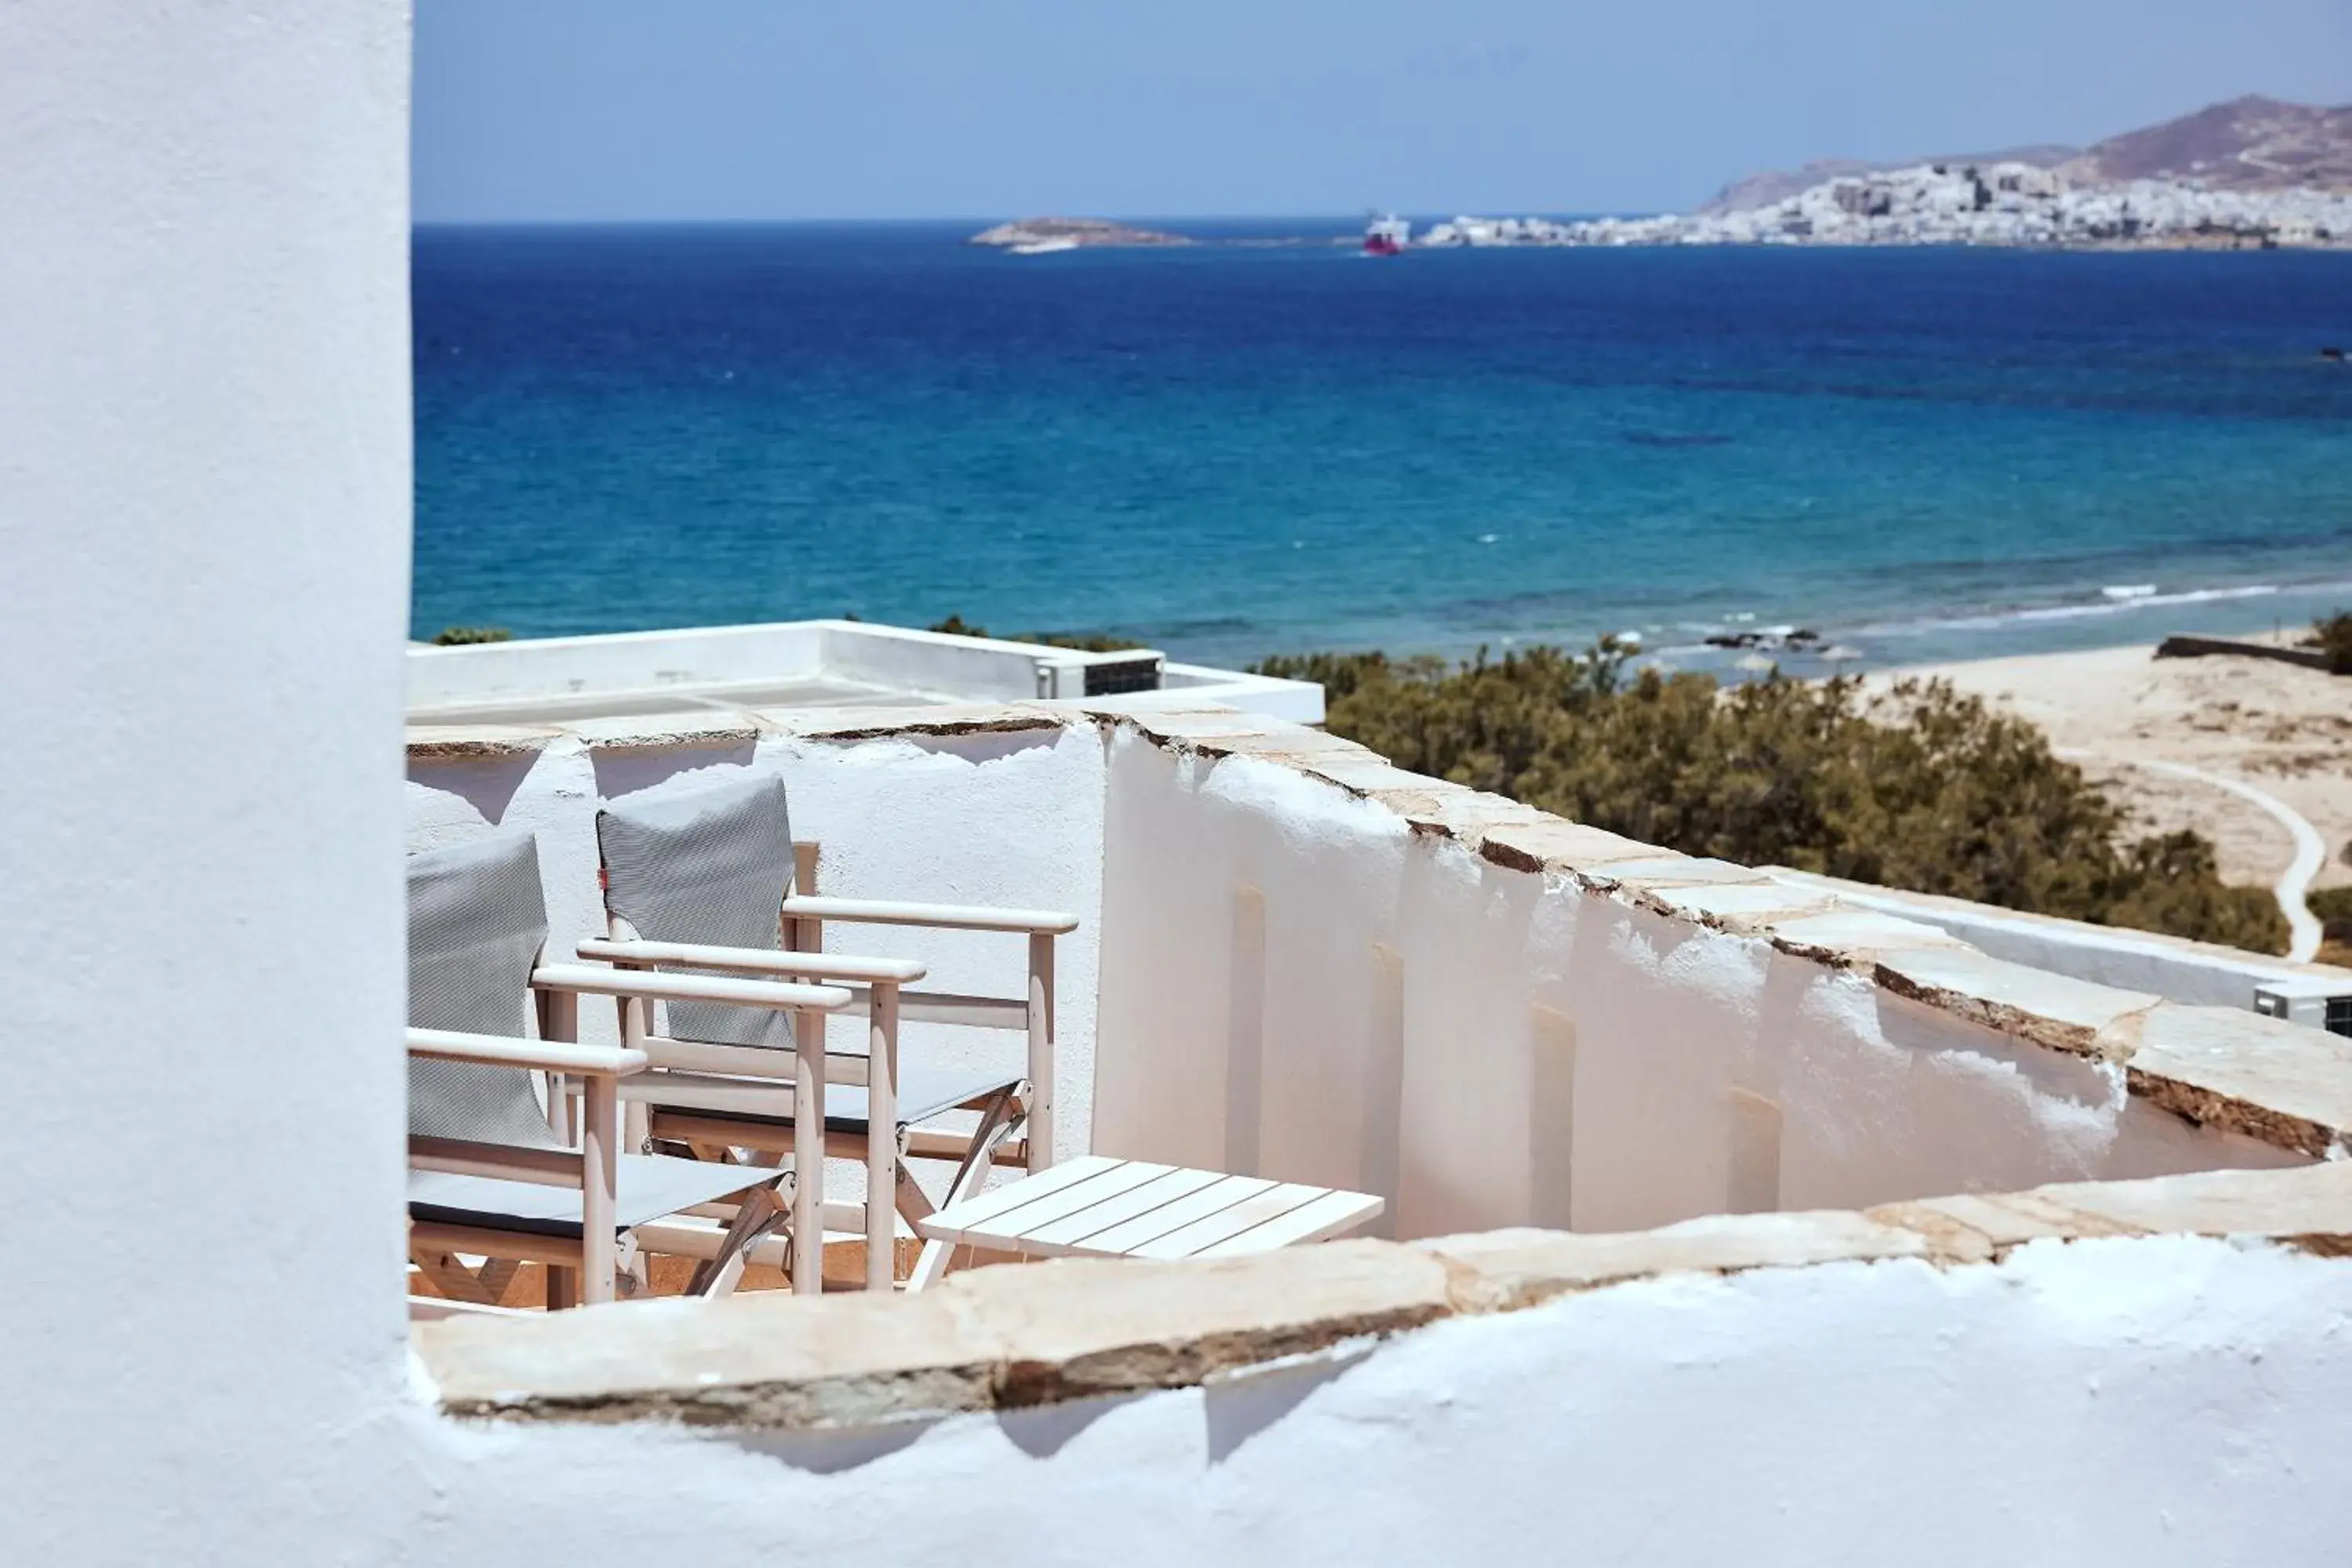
[968,218,1192,249]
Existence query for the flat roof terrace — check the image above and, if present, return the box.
[411,672,931,728]
[408,619,1326,728]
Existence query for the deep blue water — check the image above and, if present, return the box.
[412,220,2352,672]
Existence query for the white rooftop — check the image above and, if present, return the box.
[408,618,1324,728]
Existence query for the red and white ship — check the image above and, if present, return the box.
[1362,216,1410,256]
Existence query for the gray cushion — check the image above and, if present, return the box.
[407,833,564,1150]
[648,1062,1022,1135]
[597,771,797,1050]
[409,1154,786,1240]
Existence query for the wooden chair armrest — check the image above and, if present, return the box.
[778,895,1079,935]
[576,936,925,985]
[531,963,853,1013]
[406,1027,647,1077]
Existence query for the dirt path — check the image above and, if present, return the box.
[2099,754,2328,959]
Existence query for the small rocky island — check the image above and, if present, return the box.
[968,217,1192,252]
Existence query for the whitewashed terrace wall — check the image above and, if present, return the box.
[1091,725,2308,1239]
[410,1229,2352,1567]
[407,622,1061,710]
[408,622,826,709]
[408,705,2320,1233]
[407,621,1223,714]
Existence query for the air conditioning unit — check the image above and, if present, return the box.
[2253,978,2352,1039]
[1029,648,1167,699]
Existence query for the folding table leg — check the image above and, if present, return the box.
[906,1238,954,1293]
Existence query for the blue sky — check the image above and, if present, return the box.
[413,0,2352,223]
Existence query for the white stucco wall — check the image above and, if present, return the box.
[411,621,1136,712]
[410,623,1328,722]
[1092,736,2304,1240]
[408,623,830,707]
[0,1,424,1557]
[1151,662,1329,724]
[404,1237,2352,1568]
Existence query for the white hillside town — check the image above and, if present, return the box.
[1414,162,2352,249]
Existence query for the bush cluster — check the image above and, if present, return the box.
[2307,611,2352,675]
[430,626,512,646]
[2312,884,2352,967]
[1256,641,2288,954]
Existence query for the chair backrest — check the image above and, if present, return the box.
[597,770,795,1049]
[407,832,564,1149]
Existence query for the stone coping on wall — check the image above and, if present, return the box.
[407,699,2352,1163]
[417,1160,2352,1427]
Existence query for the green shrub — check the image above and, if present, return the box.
[2307,611,2352,675]
[1256,641,2288,954]
[2315,884,2352,968]
[431,626,512,646]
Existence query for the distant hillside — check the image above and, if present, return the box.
[1700,95,2352,214]
[2060,95,2352,191]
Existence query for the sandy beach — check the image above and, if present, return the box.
[1864,640,2351,899]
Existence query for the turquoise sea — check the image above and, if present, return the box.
[412,220,2352,674]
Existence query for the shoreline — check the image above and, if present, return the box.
[1867,622,2314,677]
[1203,579,2352,681]
[1613,579,2352,688]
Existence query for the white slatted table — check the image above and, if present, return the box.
[913,1156,1384,1268]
